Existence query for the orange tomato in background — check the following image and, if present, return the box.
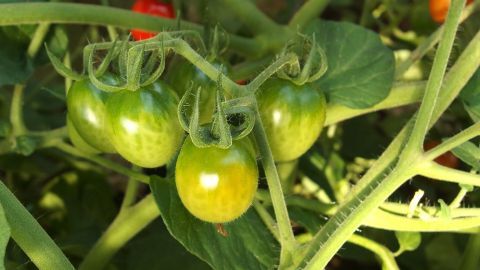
[429,0,474,23]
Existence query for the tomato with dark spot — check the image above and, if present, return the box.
[131,0,175,41]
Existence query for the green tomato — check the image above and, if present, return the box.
[105,81,183,168]
[67,78,116,153]
[257,78,326,162]
[168,58,230,124]
[66,115,100,154]
[175,136,258,223]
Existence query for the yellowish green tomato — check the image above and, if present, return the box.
[257,78,327,162]
[66,115,99,154]
[67,78,116,153]
[105,81,183,168]
[175,136,258,223]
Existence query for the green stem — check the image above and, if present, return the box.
[347,28,480,202]
[10,22,51,136]
[248,53,298,93]
[400,0,464,160]
[27,22,50,57]
[422,122,480,161]
[394,2,478,79]
[252,109,297,267]
[300,167,414,269]
[10,84,27,135]
[55,143,150,184]
[0,2,259,56]
[173,40,243,97]
[450,187,469,209]
[417,161,480,187]
[460,232,480,270]
[215,0,280,35]
[79,194,159,270]
[348,234,399,270]
[120,166,141,211]
[253,201,280,241]
[288,0,330,30]
[0,180,74,269]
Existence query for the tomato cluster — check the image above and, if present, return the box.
[66,29,328,223]
[66,78,183,168]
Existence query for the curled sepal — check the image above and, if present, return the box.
[141,45,166,87]
[222,96,256,141]
[94,39,119,78]
[177,82,196,132]
[87,45,125,93]
[118,39,130,79]
[126,44,146,91]
[277,33,328,85]
[45,45,83,81]
[208,81,233,149]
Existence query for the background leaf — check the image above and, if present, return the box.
[150,176,279,270]
[395,231,421,252]
[0,202,10,270]
[459,68,480,123]
[304,20,395,108]
[451,140,480,170]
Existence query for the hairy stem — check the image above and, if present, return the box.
[253,109,297,267]
[0,2,259,56]
[400,0,465,159]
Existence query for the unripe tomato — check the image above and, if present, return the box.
[429,0,473,23]
[105,81,183,168]
[66,115,99,154]
[175,136,258,223]
[131,0,175,41]
[167,59,230,124]
[67,79,116,153]
[257,78,327,162]
[424,140,460,168]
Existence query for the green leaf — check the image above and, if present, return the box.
[150,176,279,270]
[459,68,480,123]
[0,180,74,269]
[304,20,395,109]
[0,202,11,269]
[0,29,33,86]
[395,231,421,252]
[451,140,480,170]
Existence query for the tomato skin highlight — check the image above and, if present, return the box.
[105,81,183,168]
[424,140,460,168]
[257,78,327,162]
[175,136,258,223]
[67,115,100,154]
[429,0,473,23]
[67,79,116,153]
[167,59,230,124]
[131,0,175,41]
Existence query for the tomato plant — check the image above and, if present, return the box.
[175,136,258,223]
[0,1,479,270]
[130,0,175,40]
[257,77,326,162]
[105,81,183,168]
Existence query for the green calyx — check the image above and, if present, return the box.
[277,33,328,86]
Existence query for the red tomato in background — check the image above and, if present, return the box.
[131,0,175,41]
[429,0,473,23]
[424,140,460,168]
